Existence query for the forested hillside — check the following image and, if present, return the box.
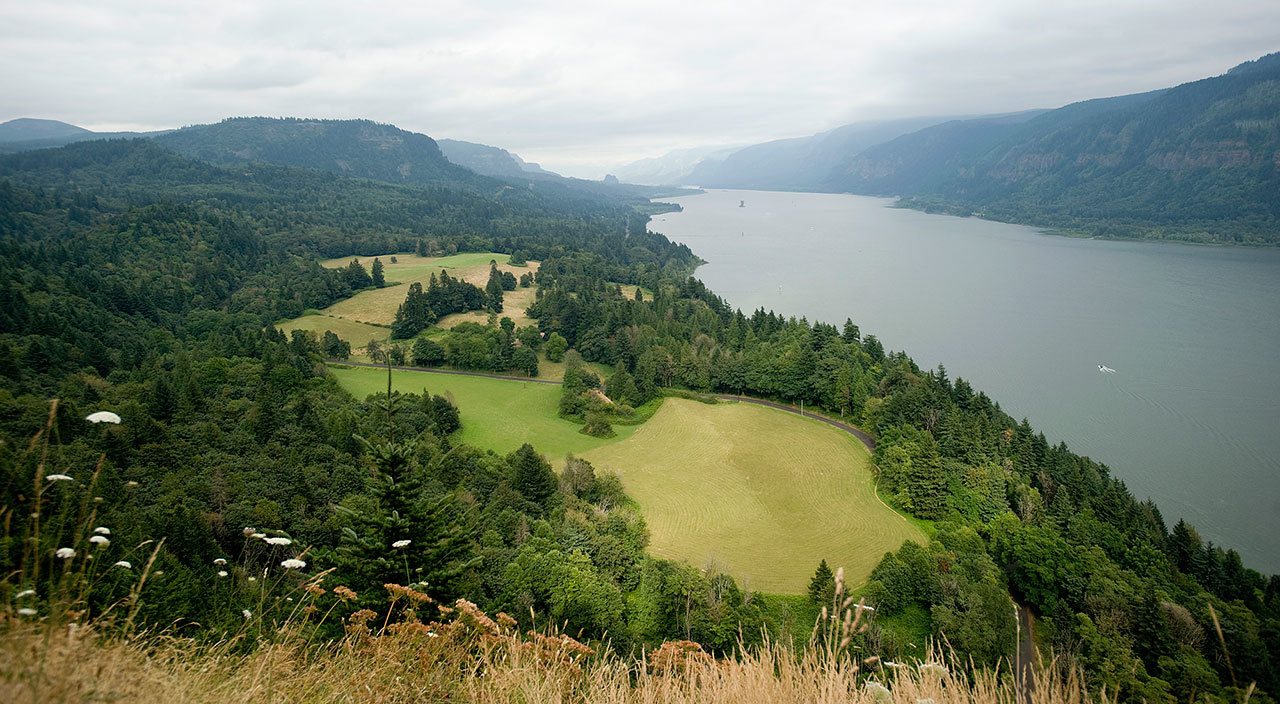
[834,53,1280,243]
[1,131,1277,702]
[154,117,481,187]
[438,138,552,178]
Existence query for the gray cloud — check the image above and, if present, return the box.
[1,0,1276,177]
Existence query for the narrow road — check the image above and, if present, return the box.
[328,360,877,451]
[1016,604,1037,702]
[712,394,876,451]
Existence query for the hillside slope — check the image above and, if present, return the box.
[684,115,971,191]
[154,116,480,187]
[835,53,1280,243]
[438,138,551,178]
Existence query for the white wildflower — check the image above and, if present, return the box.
[113,561,132,569]
[242,609,252,620]
[213,558,227,566]
[86,411,123,424]
[427,631,439,638]
[247,576,257,582]
[16,589,35,598]
[251,533,267,540]
[89,535,110,546]
[392,539,411,549]
[217,570,228,578]
[918,662,949,677]
[126,481,139,488]
[280,558,306,570]
[264,537,292,546]
[45,474,73,482]
[55,547,75,559]
[856,604,876,612]
[17,608,37,617]
[242,527,256,537]
[93,527,111,535]
[864,682,892,703]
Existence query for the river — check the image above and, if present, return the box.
[650,188,1280,574]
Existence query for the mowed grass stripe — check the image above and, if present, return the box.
[581,398,923,594]
[276,314,388,350]
[318,252,538,327]
[328,365,636,458]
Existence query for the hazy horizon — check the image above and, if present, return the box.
[2,1,1277,178]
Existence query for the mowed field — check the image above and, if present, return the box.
[329,365,922,594]
[319,252,539,328]
[275,313,389,350]
[581,398,924,593]
[328,365,637,457]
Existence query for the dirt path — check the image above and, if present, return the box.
[712,394,876,451]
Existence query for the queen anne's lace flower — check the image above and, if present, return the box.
[45,474,73,482]
[55,547,75,559]
[392,539,411,549]
[86,411,122,424]
[280,559,306,570]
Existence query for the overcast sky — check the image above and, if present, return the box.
[1,1,1277,178]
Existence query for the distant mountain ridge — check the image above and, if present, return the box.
[0,118,168,153]
[835,52,1280,242]
[152,117,479,187]
[0,118,91,142]
[684,115,986,191]
[437,138,552,178]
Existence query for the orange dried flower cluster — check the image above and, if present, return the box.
[303,582,326,597]
[649,640,712,674]
[524,631,594,659]
[384,583,433,604]
[387,621,435,638]
[333,585,357,602]
[454,599,499,635]
[345,608,379,639]
[495,612,518,630]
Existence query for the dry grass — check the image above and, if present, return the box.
[0,614,1094,704]
[318,253,539,327]
[274,313,390,351]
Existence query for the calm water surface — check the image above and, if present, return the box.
[651,189,1280,574]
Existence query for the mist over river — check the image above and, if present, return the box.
[650,189,1280,574]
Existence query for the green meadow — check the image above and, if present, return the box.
[581,398,924,593]
[328,365,637,457]
[331,364,922,594]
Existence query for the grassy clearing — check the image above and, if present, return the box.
[537,351,614,382]
[274,312,389,350]
[328,365,636,458]
[437,283,538,330]
[319,252,538,327]
[580,398,924,594]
